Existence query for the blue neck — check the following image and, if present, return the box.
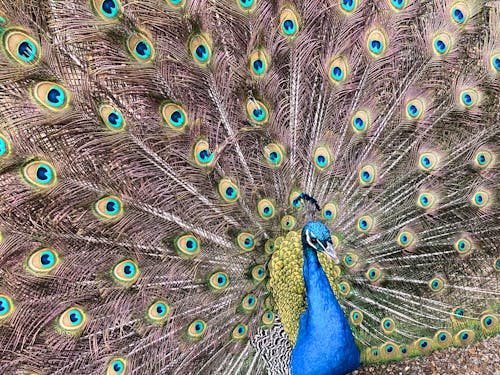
[290,244,360,375]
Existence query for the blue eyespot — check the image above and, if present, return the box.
[316,155,327,167]
[390,0,407,10]
[282,19,296,35]
[331,66,344,82]
[422,157,430,167]
[253,59,264,74]
[17,39,37,62]
[135,40,152,59]
[354,117,365,130]
[40,250,56,268]
[435,39,446,53]
[252,108,265,121]
[462,93,472,105]
[324,210,333,219]
[341,0,355,11]
[439,333,447,342]
[102,0,119,17]
[243,237,253,248]
[239,0,255,9]
[195,44,209,62]
[105,198,120,215]
[494,57,500,72]
[107,111,123,128]
[35,163,53,185]
[0,137,7,157]
[408,104,418,117]
[370,40,382,54]
[170,110,185,127]
[68,309,83,326]
[362,171,370,181]
[452,8,464,23]
[0,296,12,317]
[47,87,66,107]
[112,360,124,374]
[155,302,167,317]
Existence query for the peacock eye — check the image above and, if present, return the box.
[237,232,255,251]
[418,151,439,171]
[162,103,189,131]
[0,294,14,320]
[261,310,275,326]
[193,139,215,167]
[94,195,124,221]
[257,198,275,220]
[281,215,296,231]
[480,314,497,332]
[428,276,445,292]
[389,0,409,11]
[0,133,11,159]
[459,88,480,108]
[238,0,257,12]
[397,229,415,248]
[490,52,500,73]
[106,357,127,375]
[112,259,140,287]
[328,55,349,84]
[127,34,155,63]
[417,192,436,210]
[209,271,230,291]
[351,110,371,134]
[33,82,70,111]
[251,265,266,283]
[313,145,332,171]
[240,293,257,313]
[339,0,360,14]
[471,189,490,208]
[450,2,470,25]
[249,48,270,77]
[279,6,300,38]
[165,0,186,10]
[349,309,363,325]
[366,28,388,57]
[92,0,122,21]
[57,306,87,335]
[455,329,474,346]
[22,160,57,189]
[264,143,285,167]
[405,98,425,120]
[432,32,452,56]
[99,104,126,131]
[218,178,240,203]
[26,247,60,275]
[232,323,248,339]
[3,29,41,66]
[246,99,270,125]
[175,234,200,257]
[189,33,213,66]
[187,319,207,340]
[146,300,170,324]
[359,164,377,186]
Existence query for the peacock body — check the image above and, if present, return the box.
[0,0,498,374]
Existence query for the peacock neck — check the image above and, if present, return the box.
[290,242,360,375]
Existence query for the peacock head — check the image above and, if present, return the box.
[302,221,339,264]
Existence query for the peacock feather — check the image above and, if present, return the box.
[0,0,498,374]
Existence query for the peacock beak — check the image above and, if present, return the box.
[321,241,340,264]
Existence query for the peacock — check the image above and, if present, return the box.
[0,0,498,374]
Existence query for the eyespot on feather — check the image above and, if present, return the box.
[146,300,170,324]
[193,139,215,167]
[240,293,257,313]
[428,276,445,293]
[249,48,270,78]
[338,281,351,297]
[351,110,371,134]
[359,164,377,186]
[92,0,123,21]
[218,178,240,203]
[450,2,470,25]
[280,215,296,231]
[0,294,14,320]
[0,133,11,159]
[237,232,255,251]
[26,247,60,275]
[165,0,186,10]
[328,55,350,84]
[187,319,207,339]
[246,98,269,125]
[237,0,258,13]
[106,357,127,375]
[454,329,474,346]
[339,0,360,14]
[343,252,358,268]
[289,190,302,209]
[251,265,266,283]
[418,151,439,172]
[265,239,276,254]
[99,104,126,131]
[470,189,490,208]
[313,145,332,171]
[388,0,409,11]
[349,309,363,325]
[208,271,230,291]
[397,229,415,248]
[454,237,473,257]
[21,160,57,189]
[357,215,374,233]
[459,88,480,109]
[257,198,275,220]
[161,103,188,131]
[174,234,200,257]
[413,337,433,353]
[231,323,248,340]
[366,28,388,57]
[261,310,275,326]
[3,29,41,66]
[432,32,452,56]
[380,342,399,359]
[127,34,155,63]
[57,306,87,335]
[479,313,497,332]
[417,191,436,210]
[405,98,425,120]
[94,195,124,221]
[279,6,300,39]
[473,149,494,169]
[112,259,139,286]
[490,52,500,74]
[263,143,285,167]
[32,82,70,111]
[434,330,452,347]
[189,32,213,66]
[366,266,382,283]
[322,202,338,221]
